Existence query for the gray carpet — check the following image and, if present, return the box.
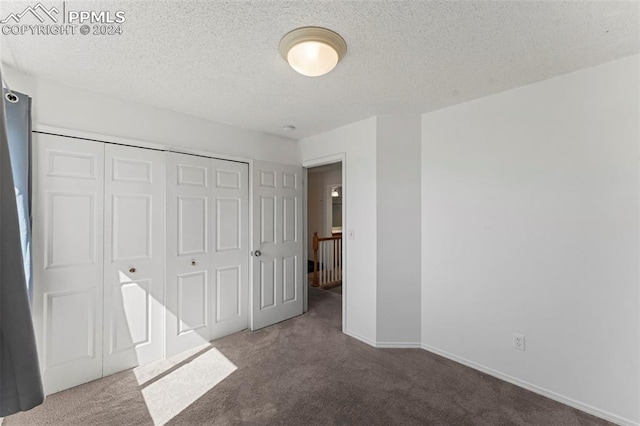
[5,289,610,425]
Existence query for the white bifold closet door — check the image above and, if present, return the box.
[102,144,165,375]
[33,134,255,394]
[32,133,105,395]
[165,153,249,357]
[32,134,166,393]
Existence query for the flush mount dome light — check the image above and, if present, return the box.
[279,26,347,77]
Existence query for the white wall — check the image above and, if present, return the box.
[3,65,297,163]
[376,115,421,345]
[8,49,637,425]
[298,117,378,344]
[421,55,639,425]
[299,115,423,347]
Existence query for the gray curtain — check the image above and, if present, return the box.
[2,88,32,301]
[0,74,44,416]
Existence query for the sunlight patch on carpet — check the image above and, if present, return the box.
[133,344,211,386]
[139,348,237,425]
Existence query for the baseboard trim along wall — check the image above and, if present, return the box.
[420,343,637,426]
[345,329,422,349]
[375,342,422,349]
[341,330,636,425]
[344,329,377,348]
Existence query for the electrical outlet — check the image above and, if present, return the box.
[513,334,525,351]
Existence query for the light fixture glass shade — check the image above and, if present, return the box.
[287,41,339,77]
[279,27,347,77]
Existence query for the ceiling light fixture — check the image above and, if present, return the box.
[332,188,339,197]
[279,27,347,77]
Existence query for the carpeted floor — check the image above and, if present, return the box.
[325,285,342,295]
[307,272,342,295]
[5,289,610,426]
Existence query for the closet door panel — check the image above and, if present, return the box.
[32,133,105,395]
[166,153,214,356]
[210,159,249,340]
[103,145,165,375]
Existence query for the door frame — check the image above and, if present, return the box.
[302,154,347,333]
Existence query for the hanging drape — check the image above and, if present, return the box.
[0,73,44,416]
[2,88,32,301]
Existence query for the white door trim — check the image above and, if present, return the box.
[302,153,347,334]
[302,167,308,313]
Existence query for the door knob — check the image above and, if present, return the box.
[253,250,262,257]
[129,267,136,273]
[191,260,196,266]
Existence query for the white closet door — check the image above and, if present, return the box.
[32,133,105,394]
[210,159,249,340]
[103,144,165,375]
[165,153,214,356]
[251,161,303,330]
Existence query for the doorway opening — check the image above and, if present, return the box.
[304,160,345,328]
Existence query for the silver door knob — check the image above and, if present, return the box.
[253,250,262,257]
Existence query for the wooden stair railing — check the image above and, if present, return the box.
[312,231,343,288]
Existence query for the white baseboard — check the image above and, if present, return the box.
[421,343,638,426]
[375,341,422,349]
[344,329,377,347]
[344,330,422,349]
[334,331,636,425]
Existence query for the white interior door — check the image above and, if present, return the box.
[165,153,214,356]
[210,159,249,339]
[251,161,303,330]
[166,153,249,356]
[103,144,165,375]
[33,135,251,391]
[32,133,105,394]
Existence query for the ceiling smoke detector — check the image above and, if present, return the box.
[279,27,347,77]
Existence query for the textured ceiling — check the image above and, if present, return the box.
[1,1,639,139]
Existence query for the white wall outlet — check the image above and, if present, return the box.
[348,229,355,240]
[513,334,525,351]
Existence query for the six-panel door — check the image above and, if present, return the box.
[102,144,165,375]
[251,161,304,330]
[32,133,105,394]
[165,153,249,357]
[210,158,249,340]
